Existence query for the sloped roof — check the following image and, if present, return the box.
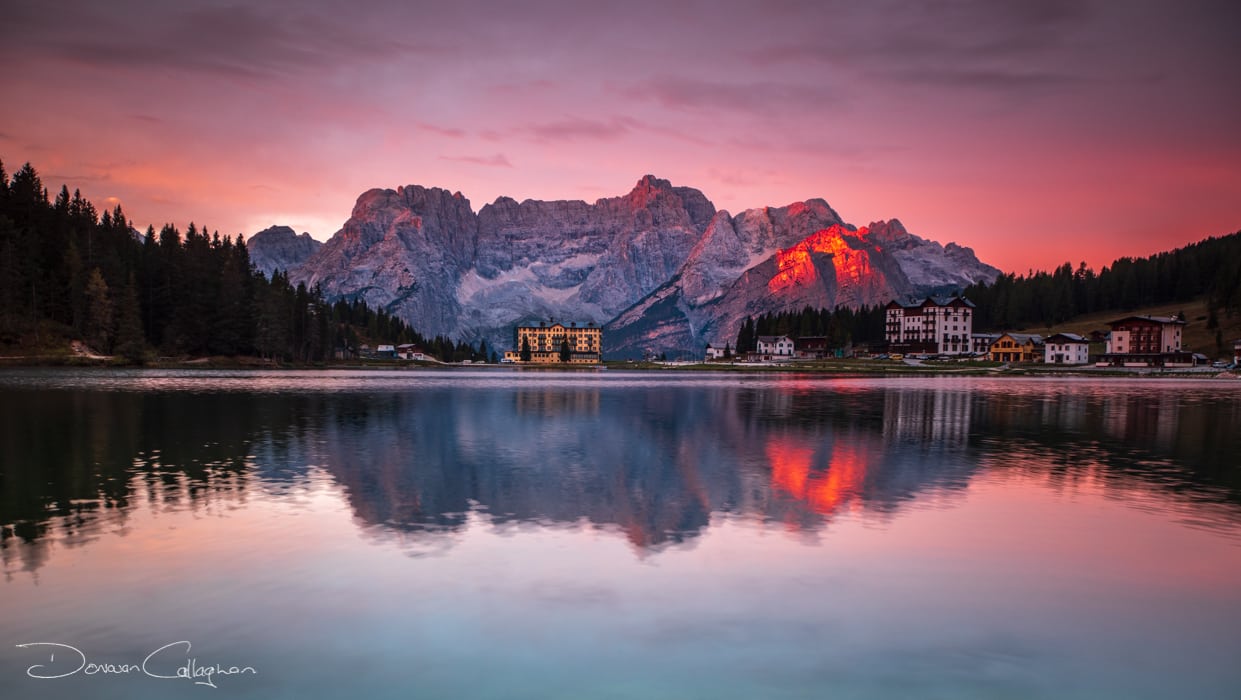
[997,333,1044,345]
[889,295,976,309]
[1108,315,1186,326]
[1045,333,1087,344]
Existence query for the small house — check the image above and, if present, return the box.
[988,333,1044,363]
[794,336,829,359]
[1044,333,1090,365]
[757,335,794,357]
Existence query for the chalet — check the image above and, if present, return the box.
[502,320,602,364]
[705,344,728,360]
[988,333,1044,363]
[885,296,975,356]
[375,344,396,359]
[757,335,794,357]
[794,336,829,359]
[1044,333,1090,365]
[1097,315,1191,367]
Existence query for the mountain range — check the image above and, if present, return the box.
[247,176,1000,357]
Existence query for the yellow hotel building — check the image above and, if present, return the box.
[503,321,602,364]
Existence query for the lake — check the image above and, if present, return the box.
[1,370,1239,699]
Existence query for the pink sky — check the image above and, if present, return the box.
[2,0,1239,274]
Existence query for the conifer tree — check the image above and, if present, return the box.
[84,268,113,352]
[114,274,146,363]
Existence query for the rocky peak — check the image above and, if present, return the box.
[245,225,322,277]
[627,174,673,199]
[612,175,716,230]
[859,219,999,290]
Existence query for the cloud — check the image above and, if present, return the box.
[511,115,712,147]
[416,122,467,138]
[707,167,788,188]
[47,172,113,184]
[883,67,1085,93]
[517,117,637,143]
[618,77,839,115]
[747,0,1092,96]
[7,2,456,82]
[439,154,513,167]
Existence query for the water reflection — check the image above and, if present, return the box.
[2,373,1240,575]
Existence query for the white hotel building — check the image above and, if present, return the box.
[884,296,976,356]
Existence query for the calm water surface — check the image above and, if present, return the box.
[1,370,1239,699]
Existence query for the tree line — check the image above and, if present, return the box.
[963,233,1241,344]
[733,305,886,353]
[0,160,485,363]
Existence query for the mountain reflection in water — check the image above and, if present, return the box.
[2,372,1240,575]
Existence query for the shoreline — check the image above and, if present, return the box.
[0,354,1235,379]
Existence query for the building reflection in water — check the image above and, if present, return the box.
[3,378,1240,575]
[515,387,601,416]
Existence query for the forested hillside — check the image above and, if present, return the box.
[963,235,1241,333]
[0,160,483,363]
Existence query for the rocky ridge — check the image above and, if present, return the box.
[247,177,1000,356]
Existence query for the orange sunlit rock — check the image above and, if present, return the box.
[766,434,869,517]
[766,224,885,297]
[768,438,815,499]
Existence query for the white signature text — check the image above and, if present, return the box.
[15,641,257,689]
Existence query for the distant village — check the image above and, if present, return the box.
[705,295,1241,370]
[349,297,1241,370]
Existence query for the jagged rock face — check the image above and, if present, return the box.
[465,175,713,333]
[245,226,322,277]
[603,219,1000,359]
[678,200,844,305]
[293,186,478,337]
[861,219,997,291]
[284,174,998,357]
[294,175,714,348]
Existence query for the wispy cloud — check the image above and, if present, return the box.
[517,117,637,143]
[439,153,513,168]
[618,77,839,115]
[748,0,1091,96]
[10,1,456,82]
[416,122,467,138]
[47,172,113,184]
